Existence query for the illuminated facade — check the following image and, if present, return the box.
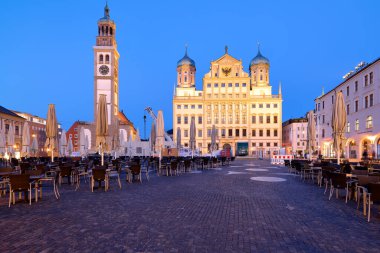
[314,58,380,160]
[173,46,282,157]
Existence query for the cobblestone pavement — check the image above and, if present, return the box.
[0,159,379,252]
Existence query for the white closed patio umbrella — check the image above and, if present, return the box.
[189,117,196,158]
[67,136,73,156]
[60,129,67,157]
[307,110,316,160]
[45,104,58,162]
[136,128,141,142]
[119,129,126,155]
[79,127,87,157]
[7,122,15,156]
[96,94,108,165]
[331,91,347,165]
[210,125,217,156]
[176,127,181,149]
[31,135,39,157]
[0,123,6,156]
[156,110,165,167]
[150,122,156,156]
[22,122,30,157]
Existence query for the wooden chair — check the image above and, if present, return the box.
[366,183,380,222]
[130,164,142,183]
[8,174,34,207]
[91,168,109,192]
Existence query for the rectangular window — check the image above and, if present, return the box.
[207,129,212,137]
[235,129,240,137]
[198,116,202,124]
[242,83,247,87]
[214,83,218,87]
[322,101,325,109]
[242,129,247,137]
[370,72,373,84]
[259,116,263,124]
[346,104,350,115]
[274,142,278,147]
[355,100,358,112]
[355,81,358,91]
[177,105,181,109]
[184,130,189,137]
[322,115,325,124]
[273,104,278,108]
[259,143,263,147]
[347,122,350,133]
[318,103,321,111]
[365,75,368,86]
[252,129,256,137]
[259,104,263,108]
[274,129,278,137]
[370,94,374,107]
[184,116,189,124]
[266,104,270,108]
[266,129,270,137]
[355,120,359,131]
[221,83,225,87]
[207,83,211,88]
[266,142,271,147]
[228,129,233,137]
[191,105,195,109]
[252,104,256,108]
[266,116,270,124]
[198,130,202,138]
[259,130,263,137]
[273,116,278,124]
[252,142,256,147]
[177,116,181,124]
[228,83,232,87]
[235,83,239,87]
[365,96,369,109]
[332,95,334,104]
[221,129,226,137]
[184,105,188,109]
[198,105,202,109]
[228,114,232,124]
[207,114,211,124]
[346,86,349,96]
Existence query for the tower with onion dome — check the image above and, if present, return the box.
[177,46,196,88]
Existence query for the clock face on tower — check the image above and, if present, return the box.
[99,65,110,75]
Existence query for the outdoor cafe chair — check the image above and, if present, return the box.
[170,161,179,176]
[58,165,73,186]
[8,174,35,207]
[140,159,150,181]
[366,183,380,222]
[130,164,142,183]
[107,164,122,189]
[91,167,109,192]
[329,172,351,202]
[356,175,380,216]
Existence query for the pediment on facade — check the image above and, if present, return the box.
[212,54,241,66]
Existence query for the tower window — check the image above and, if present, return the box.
[98,27,100,35]
[102,26,104,35]
[110,27,113,35]
[260,75,263,81]
[105,55,110,63]
[99,54,104,63]
[185,76,187,82]
[106,26,109,34]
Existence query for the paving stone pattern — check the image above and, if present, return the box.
[0,159,379,252]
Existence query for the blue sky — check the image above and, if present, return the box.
[1,0,379,136]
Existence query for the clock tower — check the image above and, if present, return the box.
[94,2,119,131]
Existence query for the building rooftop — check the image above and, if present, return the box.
[315,57,380,101]
[0,105,25,119]
[282,117,308,127]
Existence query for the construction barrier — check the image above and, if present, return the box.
[271,155,293,165]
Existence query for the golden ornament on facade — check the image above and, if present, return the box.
[222,67,231,76]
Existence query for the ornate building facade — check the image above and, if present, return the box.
[173,47,282,157]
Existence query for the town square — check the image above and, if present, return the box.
[1,1,379,252]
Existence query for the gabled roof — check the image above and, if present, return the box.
[212,53,241,65]
[118,110,136,131]
[0,105,25,119]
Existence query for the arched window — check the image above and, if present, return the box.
[101,26,104,35]
[98,26,100,35]
[106,26,108,35]
[99,54,103,63]
[185,76,187,82]
[110,27,113,35]
[260,75,263,81]
[105,55,110,63]
[366,116,373,129]
[347,122,350,133]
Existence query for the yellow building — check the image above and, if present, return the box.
[173,46,282,158]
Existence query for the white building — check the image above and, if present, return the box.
[282,118,308,157]
[314,58,380,161]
